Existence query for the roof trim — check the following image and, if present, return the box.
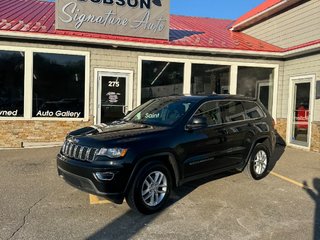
[231,0,302,31]
[0,29,318,59]
[0,30,283,58]
[284,41,320,58]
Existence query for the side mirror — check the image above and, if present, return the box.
[186,116,208,130]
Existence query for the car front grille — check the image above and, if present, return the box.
[61,141,99,162]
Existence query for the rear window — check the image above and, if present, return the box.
[242,101,265,119]
[220,101,245,123]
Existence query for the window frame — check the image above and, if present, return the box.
[0,46,90,121]
[187,99,266,129]
[138,56,279,120]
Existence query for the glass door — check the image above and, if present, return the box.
[290,82,311,147]
[97,71,132,124]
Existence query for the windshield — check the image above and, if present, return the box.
[124,98,196,126]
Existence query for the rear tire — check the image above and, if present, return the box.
[126,162,172,214]
[245,143,270,180]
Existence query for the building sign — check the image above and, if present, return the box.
[35,110,82,118]
[101,76,126,106]
[55,0,170,40]
[0,110,19,117]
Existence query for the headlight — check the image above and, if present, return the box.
[97,148,128,159]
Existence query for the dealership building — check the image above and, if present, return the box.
[0,0,319,151]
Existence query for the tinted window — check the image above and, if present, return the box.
[194,101,222,126]
[125,98,195,126]
[242,101,265,119]
[141,61,184,103]
[0,50,24,117]
[220,101,245,123]
[33,53,85,118]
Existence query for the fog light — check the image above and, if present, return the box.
[95,172,115,181]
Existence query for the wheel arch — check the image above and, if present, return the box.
[241,136,272,171]
[124,152,180,194]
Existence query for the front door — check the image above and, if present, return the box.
[97,71,133,124]
[182,100,247,178]
[288,76,315,148]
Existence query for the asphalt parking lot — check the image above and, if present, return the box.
[0,145,319,240]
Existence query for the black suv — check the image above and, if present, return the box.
[57,95,276,214]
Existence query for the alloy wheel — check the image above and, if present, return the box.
[253,150,268,175]
[141,171,168,207]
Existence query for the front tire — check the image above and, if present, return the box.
[126,162,172,214]
[245,143,270,180]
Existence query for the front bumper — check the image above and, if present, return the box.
[57,153,131,204]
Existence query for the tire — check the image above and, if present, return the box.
[126,162,172,214]
[245,143,270,180]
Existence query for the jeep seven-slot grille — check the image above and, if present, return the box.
[61,141,99,162]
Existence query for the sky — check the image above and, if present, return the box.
[170,0,265,20]
[47,0,266,20]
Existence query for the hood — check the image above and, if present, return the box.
[67,121,169,147]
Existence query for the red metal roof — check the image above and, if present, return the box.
[1,0,317,54]
[0,0,285,53]
[232,0,283,28]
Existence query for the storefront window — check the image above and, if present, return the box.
[237,67,274,113]
[0,50,24,117]
[33,53,85,118]
[191,64,230,95]
[141,60,184,103]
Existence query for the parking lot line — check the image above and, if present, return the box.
[270,171,311,190]
[89,194,111,205]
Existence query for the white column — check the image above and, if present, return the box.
[183,61,191,95]
[229,64,238,95]
[24,50,33,119]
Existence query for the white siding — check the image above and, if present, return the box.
[244,0,320,48]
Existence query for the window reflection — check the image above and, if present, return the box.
[0,50,24,117]
[237,67,274,113]
[220,101,245,122]
[195,101,222,126]
[32,53,85,118]
[191,64,230,95]
[141,61,184,103]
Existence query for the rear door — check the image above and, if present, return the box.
[241,100,269,157]
[218,101,251,165]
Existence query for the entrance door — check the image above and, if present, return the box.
[97,71,133,124]
[288,76,315,148]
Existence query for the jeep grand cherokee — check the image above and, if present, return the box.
[57,95,276,214]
